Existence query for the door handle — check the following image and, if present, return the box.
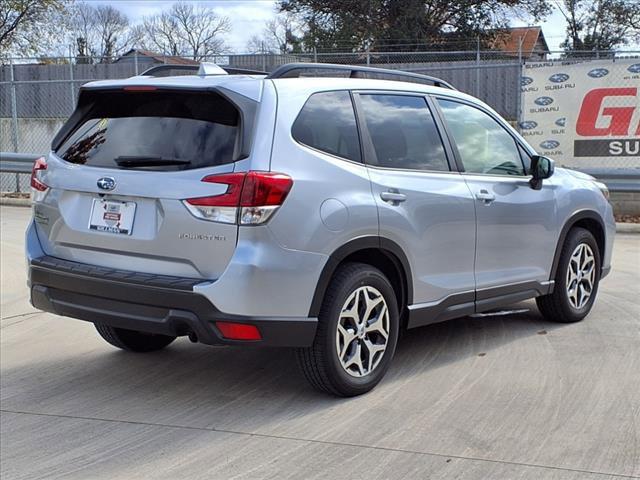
[475,189,495,204]
[380,190,407,204]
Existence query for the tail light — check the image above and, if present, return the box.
[183,171,292,225]
[31,156,48,192]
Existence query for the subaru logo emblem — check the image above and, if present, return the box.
[555,117,566,127]
[519,121,538,130]
[588,68,609,78]
[97,177,116,191]
[628,63,640,73]
[549,73,570,83]
[540,140,560,150]
[535,96,554,106]
[521,76,533,86]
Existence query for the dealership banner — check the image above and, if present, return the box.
[520,59,640,168]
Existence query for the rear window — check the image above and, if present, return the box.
[56,90,239,170]
[291,91,361,162]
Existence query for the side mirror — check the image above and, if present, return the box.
[529,155,555,190]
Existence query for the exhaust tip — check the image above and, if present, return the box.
[188,332,198,343]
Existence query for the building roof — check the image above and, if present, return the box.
[116,49,199,65]
[491,27,550,57]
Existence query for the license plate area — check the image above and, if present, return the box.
[89,198,136,235]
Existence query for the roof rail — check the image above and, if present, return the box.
[140,64,267,77]
[266,63,456,90]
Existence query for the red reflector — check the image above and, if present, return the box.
[240,171,293,207]
[123,86,158,91]
[216,322,262,341]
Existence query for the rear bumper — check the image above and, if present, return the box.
[29,255,317,347]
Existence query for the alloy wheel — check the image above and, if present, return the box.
[335,286,390,377]
[566,243,596,310]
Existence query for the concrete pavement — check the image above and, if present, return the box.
[1,205,639,479]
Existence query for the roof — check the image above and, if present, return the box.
[491,27,550,57]
[115,49,199,65]
[80,74,474,107]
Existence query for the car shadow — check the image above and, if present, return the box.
[1,300,567,430]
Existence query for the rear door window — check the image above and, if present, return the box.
[56,91,240,171]
[358,94,450,171]
[292,91,361,162]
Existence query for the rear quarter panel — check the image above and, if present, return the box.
[265,82,379,256]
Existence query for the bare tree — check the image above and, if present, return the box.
[68,2,95,61]
[246,34,271,53]
[140,3,230,59]
[95,5,135,61]
[245,13,303,54]
[172,2,230,59]
[67,2,136,63]
[266,15,303,53]
[140,11,182,56]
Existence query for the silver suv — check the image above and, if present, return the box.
[26,63,615,396]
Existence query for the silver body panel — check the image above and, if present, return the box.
[26,74,615,319]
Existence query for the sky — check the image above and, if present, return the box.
[87,0,630,54]
[92,0,280,53]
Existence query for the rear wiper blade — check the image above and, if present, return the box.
[114,156,191,167]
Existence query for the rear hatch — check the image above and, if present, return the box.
[33,84,258,279]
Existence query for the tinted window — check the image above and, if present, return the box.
[359,94,449,171]
[292,91,361,162]
[57,91,239,171]
[438,99,524,176]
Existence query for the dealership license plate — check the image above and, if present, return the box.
[89,199,136,235]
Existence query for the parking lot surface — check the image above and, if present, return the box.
[1,205,639,480]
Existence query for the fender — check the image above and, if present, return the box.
[308,236,413,317]
[549,210,605,280]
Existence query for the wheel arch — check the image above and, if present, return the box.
[308,237,413,323]
[550,210,606,280]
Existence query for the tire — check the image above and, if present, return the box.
[296,262,400,397]
[95,324,176,352]
[536,227,601,323]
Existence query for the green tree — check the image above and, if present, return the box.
[558,0,640,52]
[0,0,66,57]
[279,0,550,51]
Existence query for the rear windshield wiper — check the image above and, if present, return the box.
[114,156,191,167]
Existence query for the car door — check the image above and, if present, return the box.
[434,97,558,307]
[354,92,477,328]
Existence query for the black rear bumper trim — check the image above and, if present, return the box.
[31,255,203,291]
[29,256,317,348]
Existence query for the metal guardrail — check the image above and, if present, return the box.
[0,152,638,192]
[0,152,40,173]
[578,168,640,193]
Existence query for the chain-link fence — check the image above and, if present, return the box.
[0,172,28,194]
[1,48,639,193]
